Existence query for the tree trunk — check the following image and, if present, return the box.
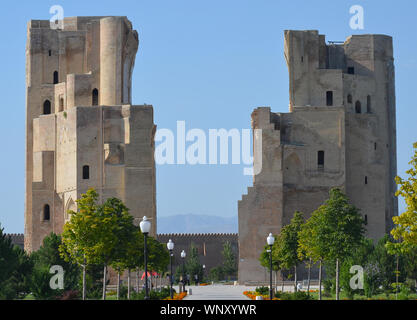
[307,258,312,295]
[127,269,131,300]
[294,266,297,293]
[274,271,277,291]
[336,259,340,301]
[82,262,86,300]
[102,264,107,300]
[136,270,139,293]
[396,255,399,300]
[318,260,322,301]
[281,270,285,292]
[117,272,120,300]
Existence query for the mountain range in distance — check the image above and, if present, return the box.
[157,214,238,234]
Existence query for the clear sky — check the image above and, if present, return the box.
[1,0,416,233]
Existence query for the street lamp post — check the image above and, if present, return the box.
[140,216,151,300]
[167,239,174,299]
[181,250,186,293]
[267,233,275,300]
[202,264,206,282]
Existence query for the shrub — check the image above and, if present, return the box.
[58,290,80,300]
[255,286,269,295]
[398,284,412,300]
[130,288,175,300]
[323,279,333,297]
[30,266,62,300]
[274,291,311,300]
[118,286,128,299]
[208,266,225,282]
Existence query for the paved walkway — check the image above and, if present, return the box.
[183,284,256,300]
[182,284,321,300]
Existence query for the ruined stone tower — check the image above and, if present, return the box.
[25,16,156,252]
[238,30,397,284]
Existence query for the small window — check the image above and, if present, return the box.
[355,101,361,114]
[365,176,368,184]
[318,151,324,170]
[347,94,352,104]
[348,67,355,74]
[364,214,368,225]
[301,56,304,63]
[59,98,64,112]
[92,88,99,106]
[367,95,371,113]
[43,100,51,115]
[48,50,52,56]
[82,165,90,179]
[326,91,333,106]
[53,71,58,84]
[43,204,50,221]
[374,142,377,150]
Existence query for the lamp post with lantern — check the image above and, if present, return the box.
[181,250,186,293]
[167,239,174,299]
[267,233,275,300]
[140,216,151,300]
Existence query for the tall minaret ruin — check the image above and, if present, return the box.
[25,16,156,252]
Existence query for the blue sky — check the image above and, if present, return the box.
[1,0,416,233]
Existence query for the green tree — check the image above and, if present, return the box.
[60,188,101,300]
[32,233,80,294]
[147,236,169,290]
[185,243,204,284]
[309,188,365,300]
[112,228,144,299]
[274,211,304,292]
[375,235,403,295]
[298,211,328,299]
[259,240,281,291]
[0,226,33,300]
[339,238,374,299]
[391,142,417,247]
[222,241,237,280]
[93,197,135,299]
[208,266,224,282]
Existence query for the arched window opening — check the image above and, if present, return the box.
[53,71,58,84]
[48,50,52,56]
[43,100,51,115]
[82,165,90,180]
[355,101,361,114]
[318,150,324,170]
[364,214,368,225]
[92,88,99,106]
[367,95,371,113]
[43,204,50,221]
[326,91,333,106]
[347,94,352,104]
[374,142,377,150]
[365,176,368,185]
